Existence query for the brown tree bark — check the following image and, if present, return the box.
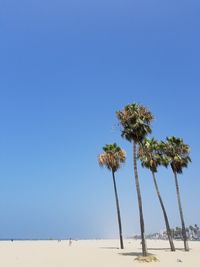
[173,171,189,251]
[133,142,147,256]
[112,170,124,249]
[152,171,175,251]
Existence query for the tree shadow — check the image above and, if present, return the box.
[119,252,154,257]
[100,247,119,250]
[148,248,186,252]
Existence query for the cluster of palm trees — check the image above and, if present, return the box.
[170,224,199,240]
[98,103,191,256]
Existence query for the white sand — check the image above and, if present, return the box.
[0,239,200,267]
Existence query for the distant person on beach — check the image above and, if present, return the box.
[69,238,72,246]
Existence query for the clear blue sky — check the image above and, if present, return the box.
[0,0,199,239]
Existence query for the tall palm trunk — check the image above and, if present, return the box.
[151,171,175,251]
[173,171,189,251]
[133,142,147,256]
[112,170,124,249]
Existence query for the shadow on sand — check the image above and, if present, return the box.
[100,247,119,250]
[148,247,186,252]
[119,252,154,257]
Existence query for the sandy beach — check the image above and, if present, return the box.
[0,239,199,267]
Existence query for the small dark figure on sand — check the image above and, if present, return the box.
[69,238,72,246]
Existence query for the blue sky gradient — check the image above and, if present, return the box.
[0,0,200,239]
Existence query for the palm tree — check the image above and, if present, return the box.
[138,138,175,251]
[116,103,153,256]
[163,136,191,251]
[98,143,126,249]
[194,224,199,234]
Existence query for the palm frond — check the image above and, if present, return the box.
[138,138,162,172]
[98,143,126,172]
[161,136,191,173]
[116,103,153,143]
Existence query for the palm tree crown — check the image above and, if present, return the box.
[98,143,126,173]
[116,103,154,143]
[138,138,161,173]
[163,137,191,173]
[138,138,170,172]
